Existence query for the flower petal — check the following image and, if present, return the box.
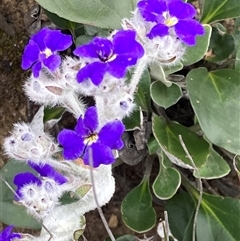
[28,161,67,184]
[13,172,41,188]
[21,40,40,70]
[74,116,88,136]
[75,106,98,135]
[46,30,72,52]
[98,120,125,149]
[83,143,115,167]
[175,19,205,46]
[13,172,41,199]
[113,30,144,58]
[138,0,167,22]
[43,54,61,72]
[168,0,196,19]
[57,130,85,160]
[31,28,49,51]
[32,61,42,78]
[74,42,98,58]
[76,62,107,85]
[147,23,169,39]
[108,56,132,78]
[84,106,99,132]
[0,226,21,240]
[93,37,113,59]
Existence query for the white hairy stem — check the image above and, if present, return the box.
[129,56,148,96]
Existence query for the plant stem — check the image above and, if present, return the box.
[179,135,203,241]
[129,57,148,96]
[88,149,116,241]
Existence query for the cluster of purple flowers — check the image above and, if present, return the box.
[1,0,206,237]
[19,0,205,168]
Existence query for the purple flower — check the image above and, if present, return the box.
[0,226,21,241]
[13,172,41,200]
[73,30,144,85]
[28,161,68,184]
[57,106,125,167]
[21,28,72,77]
[13,163,67,200]
[138,0,205,46]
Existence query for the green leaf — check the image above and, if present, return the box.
[200,0,240,24]
[0,161,41,229]
[73,216,86,241]
[197,194,240,241]
[206,26,235,63]
[152,152,181,200]
[182,25,212,66]
[116,235,136,241]
[44,9,76,29]
[123,109,143,131]
[165,193,195,241]
[235,33,240,71]
[147,136,160,155]
[163,64,183,76]
[75,35,94,47]
[150,81,182,109]
[166,192,240,241]
[44,106,64,122]
[197,147,230,179]
[121,179,156,233]
[149,63,173,87]
[152,116,230,178]
[152,116,209,169]
[134,69,152,112]
[36,0,136,29]
[187,68,240,154]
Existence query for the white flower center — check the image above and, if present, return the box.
[44,48,53,57]
[163,11,178,27]
[84,133,98,145]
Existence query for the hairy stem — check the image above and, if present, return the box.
[129,57,148,96]
[88,149,116,241]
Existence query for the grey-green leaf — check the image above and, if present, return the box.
[150,81,182,109]
[182,25,212,66]
[36,0,136,29]
[196,147,230,179]
[187,67,240,154]
[153,152,181,200]
[152,116,209,168]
